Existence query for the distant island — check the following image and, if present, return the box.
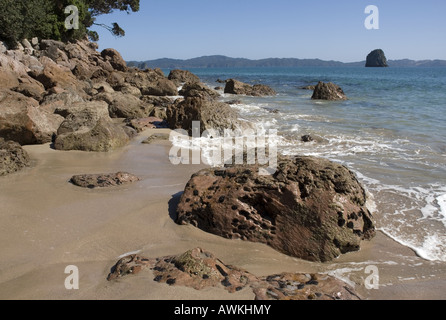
[127,55,446,69]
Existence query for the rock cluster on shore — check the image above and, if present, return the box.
[107,247,361,300]
[1,37,273,173]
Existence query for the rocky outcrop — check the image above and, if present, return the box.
[168,69,201,86]
[224,79,276,96]
[166,97,245,136]
[0,138,30,176]
[311,81,348,101]
[366,49,388,67]
[70,172,139,188]
[107,247,361,300]
[176,156,375,262]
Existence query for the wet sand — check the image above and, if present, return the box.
[0,129,445,300]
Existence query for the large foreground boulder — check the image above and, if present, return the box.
[176,156,375,262]
[224,79,276,96]
[166,97,245,135]
[311,81,348,101]
[107,247,361,300]
[0,138,30,176]
[366,49,388,67]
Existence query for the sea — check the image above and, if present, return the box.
[169,66,446,262]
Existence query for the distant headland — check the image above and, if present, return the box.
[127,55,446,69]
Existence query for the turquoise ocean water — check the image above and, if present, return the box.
[174,67,446,261]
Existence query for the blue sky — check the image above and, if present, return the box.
[89,0,446,62]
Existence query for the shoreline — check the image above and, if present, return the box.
[1,128,445,300]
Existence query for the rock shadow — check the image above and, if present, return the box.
[168,191,183,222]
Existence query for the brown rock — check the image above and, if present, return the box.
[0,90,64,145]
[126,117,167,132]
[70,172,139,188]
[141,78,178,97]
[13,75,46,101]
[54,101,130,152]
[179,82,220,100]
[168,69,201,86]
[166,97,245,136]
[176,156,375,262]
[311,81,348,101]
[101,48,127,72]
[94,92,154,119]
[33,57,78,90]
[107,247,361,300]
[224,79,276,96]
[0,138,30,176]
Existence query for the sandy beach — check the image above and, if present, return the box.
[0,128,444,300]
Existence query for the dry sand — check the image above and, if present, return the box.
[0,128,445,300]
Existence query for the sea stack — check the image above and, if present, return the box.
[366,49,389,67]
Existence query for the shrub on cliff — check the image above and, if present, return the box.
[0,0,139,48]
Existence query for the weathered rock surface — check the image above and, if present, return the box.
[0,90,64,145]
[166,97,245,136]
[366,49,389,67]
[176,156,375,262]
[126,117,167,132]
[168,69,201,86]
[107,247,361,300]
[141,78,178,97]
[224,79,276,96]
[70,172,139,188]
[0,138,30,176]
[94,92,154,119]
[179,82,220,100]
[54,101,129,152]
[311,81,348,101]
[101,48,128,72]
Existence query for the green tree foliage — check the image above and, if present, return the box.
[0,0,139,48]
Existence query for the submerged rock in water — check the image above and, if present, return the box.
[224,79,276,96]
[70,172,139,188]
[176,156,375,262]
[107,247,361,300]
[366,49,389,67]
[311,81,348,101]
